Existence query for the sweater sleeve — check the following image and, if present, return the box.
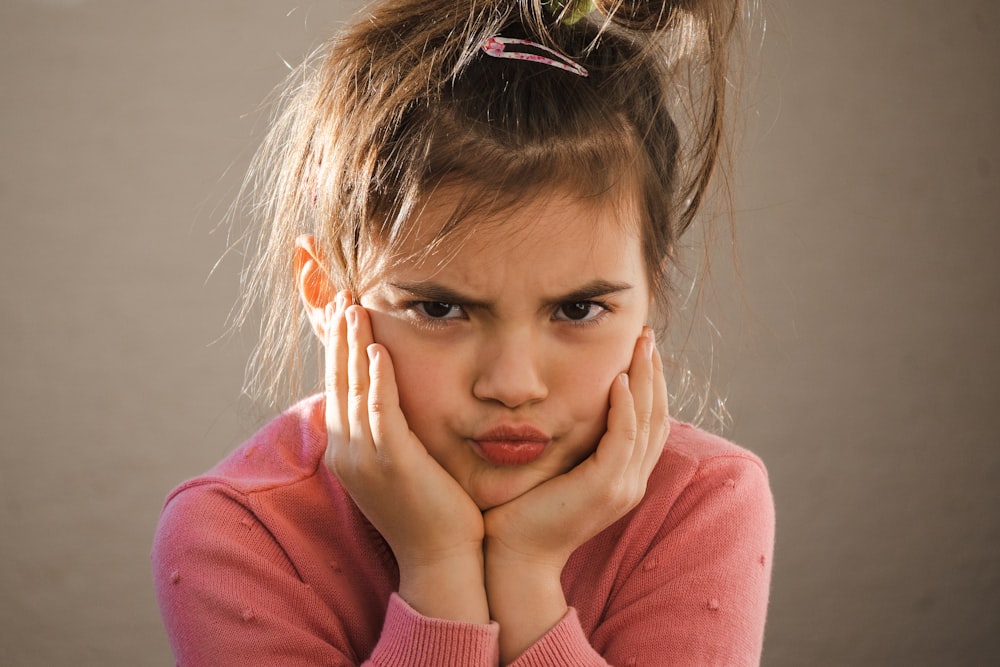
[372,594,499,666]
[510,450,774,667]
[152,481,499,666]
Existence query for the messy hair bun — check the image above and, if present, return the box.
[236,0,746,406]
[545,0,710,33]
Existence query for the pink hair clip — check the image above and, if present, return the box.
[481,36,589,78]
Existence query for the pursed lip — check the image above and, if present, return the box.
[470,424,552,467]
[472,424,551,444]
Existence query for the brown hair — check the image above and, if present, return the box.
[234,0,744,408]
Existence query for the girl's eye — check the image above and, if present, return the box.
[554,301,607,323]
[414,301,464,320]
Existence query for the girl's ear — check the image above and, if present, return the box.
[293,234,334,342]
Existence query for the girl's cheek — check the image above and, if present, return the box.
[389,344,456,422]
[558,350,622,421]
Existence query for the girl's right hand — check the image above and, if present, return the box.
[323,292,489,623]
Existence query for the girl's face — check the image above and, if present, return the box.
[360,190,651,510]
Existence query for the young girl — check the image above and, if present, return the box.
[153,1,774,664]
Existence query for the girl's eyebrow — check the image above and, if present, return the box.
[388,279,633,307]
[389,282,489,308]
[555,280,634,304]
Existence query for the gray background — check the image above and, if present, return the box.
[2,0,998,664]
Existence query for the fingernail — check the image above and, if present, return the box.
[335,291,346,313]
[620,373,630,389]
[644,328,656,359]
[346,306,358,328]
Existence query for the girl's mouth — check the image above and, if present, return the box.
[471,425,551,466]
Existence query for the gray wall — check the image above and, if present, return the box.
[1,0,997,664]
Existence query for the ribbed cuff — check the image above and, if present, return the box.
[507,607,607,667]
[369,593,499,667]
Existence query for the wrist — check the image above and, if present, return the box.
[485,539,569,664]
[397,546,489,624]
[483,526,573,572]
[484,538,566,602]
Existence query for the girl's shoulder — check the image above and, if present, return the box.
[154,394,374,576]
[643,419,772,527]
[165,395,328,505]
[663,419,768,476]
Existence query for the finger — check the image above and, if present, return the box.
[591,372,636,476]
[625,328,657,468]
[325,292,350,455]
[345,302,375,447]
[640,338,669,479]
[366,343,412,458]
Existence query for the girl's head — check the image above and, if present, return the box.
[237,0,742,407]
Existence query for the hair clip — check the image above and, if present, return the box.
[481,36,589,78]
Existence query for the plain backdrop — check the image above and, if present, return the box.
[1,0,998,664]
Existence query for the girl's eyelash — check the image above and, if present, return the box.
[401,300,613,329]
[552,300,613,327]
[403,301,466,329]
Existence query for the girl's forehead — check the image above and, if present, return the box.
[372,189,646,288]
[401,185,641,252]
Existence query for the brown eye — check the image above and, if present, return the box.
[417,302,462,319]
[555,302,604,322]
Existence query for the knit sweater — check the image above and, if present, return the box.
[152,395,774,666]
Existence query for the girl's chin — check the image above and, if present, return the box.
[463,466,556,511]
[471,488,526,511]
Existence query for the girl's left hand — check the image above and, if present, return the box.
[483,328,668,663]
[485,327,668,566]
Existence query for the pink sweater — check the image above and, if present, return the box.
[152,395,774,665]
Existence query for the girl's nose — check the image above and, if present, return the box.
[472,330,548,408]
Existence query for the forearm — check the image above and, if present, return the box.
[485,539,568,665]
[397,545,491,624]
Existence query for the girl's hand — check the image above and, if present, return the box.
[324,292,489,623]
[483,328,668,663]
[485,327,668,565]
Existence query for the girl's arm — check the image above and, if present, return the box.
[152,480,500,667]
[324,294,490,624]
[489,449,774,667]
[483,329,668,665]
[482,332,774,666]
[153,292,499,666]
[153,483,363,666]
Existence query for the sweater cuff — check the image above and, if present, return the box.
[508,607,607,667]
[369,593,499,667]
